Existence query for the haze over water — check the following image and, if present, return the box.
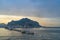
[0,28,60,40]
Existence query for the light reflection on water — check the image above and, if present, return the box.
[0,28,60,40]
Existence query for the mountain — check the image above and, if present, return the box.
[7,18,41,28]
[0,23,6,28]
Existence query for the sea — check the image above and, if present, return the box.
[0,27,60,40]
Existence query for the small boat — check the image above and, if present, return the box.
[21,30,34,35]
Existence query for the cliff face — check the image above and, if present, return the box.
[7,18,41,28]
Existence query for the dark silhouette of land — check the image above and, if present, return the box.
[2,18,41,35]
[6,18,41,28]
[0,18,41,28]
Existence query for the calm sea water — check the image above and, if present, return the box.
[0,28,60,40]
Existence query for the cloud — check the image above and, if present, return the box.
[0,0,60,18]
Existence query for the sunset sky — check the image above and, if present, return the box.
[0,0,60,27]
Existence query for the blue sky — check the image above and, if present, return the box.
[0,0,60,18]
[0,0,60,27]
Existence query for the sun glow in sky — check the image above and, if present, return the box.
[0,0,60,27]
[0,15,60,27]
